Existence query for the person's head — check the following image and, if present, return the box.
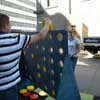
[69,30,76,39]
[0,13,11,33]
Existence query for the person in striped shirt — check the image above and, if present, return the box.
[0,13,52,100]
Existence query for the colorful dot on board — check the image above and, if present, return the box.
[50,70,55,75]
[30,93,39,100]
[19,89,27,94]
[50,47,53,53]
[37,64,41,69]
[43,66,47,73]
[57,33,63,42]
[42,46,45,51]
[29,75,33,80]
[59,60,64,68]
[27,85,35,92]
[31,54,35,59]
[22,92,31,97]
[48,34,52,40]
[44,86,48,91]
[50,58,54,64]
[59,48,64,55]
[51,80,55,86]
[52,90,55,96]
[39,90,48,96]
[43,56,46,61]
[37,73,41,78]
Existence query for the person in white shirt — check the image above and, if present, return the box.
[68,30,80,72]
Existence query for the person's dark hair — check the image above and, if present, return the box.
[0,13,9,31]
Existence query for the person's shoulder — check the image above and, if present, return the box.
[3,32,19,35]
[74,37,80,43]
[0,33,18,37]
[8,33,26,37]
[74,37,80,40]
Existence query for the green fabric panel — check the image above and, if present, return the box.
[80,93,94,100]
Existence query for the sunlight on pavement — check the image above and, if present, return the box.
[77,61,89,66]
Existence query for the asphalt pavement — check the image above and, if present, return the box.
[75,51,100,99]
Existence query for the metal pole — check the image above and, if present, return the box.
[47,0,50,7]
[69,0,71,14]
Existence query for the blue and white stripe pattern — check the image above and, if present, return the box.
[0,33,30,91]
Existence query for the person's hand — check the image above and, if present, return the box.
[44,17,52,25]
[44,17,53,31]
[29,18,52,45]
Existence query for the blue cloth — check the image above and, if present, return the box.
[0,85,18,100]
[57,56,80,100]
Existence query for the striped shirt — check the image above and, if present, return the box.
[0,32,30,91]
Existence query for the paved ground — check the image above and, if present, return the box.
[75,51,100,98]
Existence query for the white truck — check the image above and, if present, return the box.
[80,0,100,54]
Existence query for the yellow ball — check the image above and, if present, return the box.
[27,85,35,92]
[49,24,53,31]
[39,91,48,96]
[41,20,45,28]
[19,89,27,94]
[41,19,53,31]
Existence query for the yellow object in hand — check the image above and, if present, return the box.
[27,85,35,92]
[19,89,27,94]
[41,19,53,31]
[48,24,53,31]
[41,19,45,28]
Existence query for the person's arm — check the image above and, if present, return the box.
[29,18,51,45]
[76,44,80,53]
[76,39,80,53]
[76,32,81,39]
